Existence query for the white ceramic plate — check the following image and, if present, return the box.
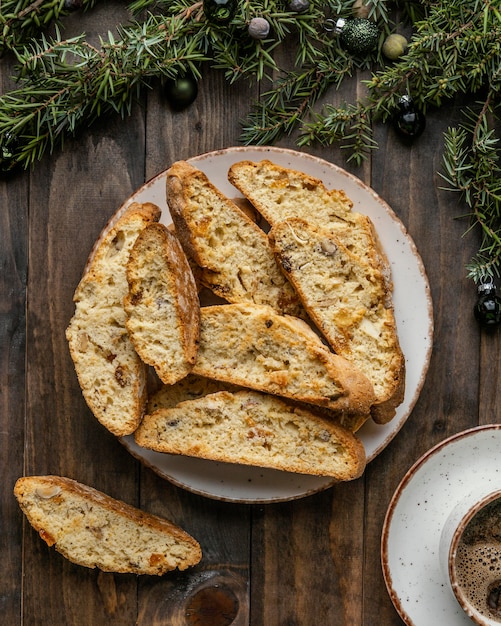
[382,425,501,625]
[106,146,433,503]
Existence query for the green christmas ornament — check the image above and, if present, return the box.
[164,76,198,111]
[382,33,408,60]
[334,17,379,55]
[203,0,237,24]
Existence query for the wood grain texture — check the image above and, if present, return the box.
[2,4,501,626]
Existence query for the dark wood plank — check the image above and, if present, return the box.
[19,4,150,624]
[0,127,28,626]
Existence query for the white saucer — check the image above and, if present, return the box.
[382,425,501,625]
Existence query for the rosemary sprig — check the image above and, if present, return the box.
[0,0,99,53]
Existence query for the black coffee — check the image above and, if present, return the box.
[455,498,501,622]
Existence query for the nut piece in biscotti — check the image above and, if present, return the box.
[270,218,405,424]
[66,202,161,436]
[228,159,392,293]
[192,303,375,416]
[165,160,302,316]
[124,223,200,385]
[135,390,366,480]
[14,476,202,575]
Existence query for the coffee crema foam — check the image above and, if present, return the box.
[455,542,501,622]
[454,498,501,622]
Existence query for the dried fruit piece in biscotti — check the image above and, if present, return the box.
[124,223,200,385]
[14,475,202,575]
[269,217,405,424]
[135,390,366,480]
[192,303,375,416]
[165,160,302,316]
[66,202,161,436]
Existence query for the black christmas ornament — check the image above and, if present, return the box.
[203,0,237,24]
[0,132,20,175]
[393,95,426,141]
[333,17,379,55]
[164,75,198,111]
[474,278,501,329]
[63,0,83,10]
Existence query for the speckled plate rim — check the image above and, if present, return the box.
[84,145,433,504]
[381,424,501,625]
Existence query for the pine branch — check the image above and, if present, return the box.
[0,0,99,53]
[440,98,501,283]
[0,17,209,168]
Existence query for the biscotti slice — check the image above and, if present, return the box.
[147,374,239,413]
[228,159,391,290]
[14,476,202,575]
[135,390,366,480]
[165,160,302,316]
[66,202,161,436]
[124,223,200,385]
[270,217,405,424]
[192,303,375,416]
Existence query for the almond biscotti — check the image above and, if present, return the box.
[66,202,161,436]
[269,218,405,424]
[165,160,302,316]
[147,374,239,413]
[191,303,375,416]
[227,159,391,291]
[124,223,200,386]
[135,390,366,480]
[14,476,202,574]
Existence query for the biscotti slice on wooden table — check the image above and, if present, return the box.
[192,303,375,417]
[66,202,160,436]
[165,160,301,316]
[135,390,366,480]
[270,217,405,424]
[14,476,202,574]
[147,373,239,413]
[124,222,200,385]
[228,159,391,290]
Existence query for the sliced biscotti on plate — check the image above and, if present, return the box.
[135,390,366,480]
[191,303,375,417]
[66,202,161,436]
[228,159,391,290]
[124,222,200,386]
[14,475,202,574]
[165,160,302,316]
[269,218,405,424]
[147,374,239,413]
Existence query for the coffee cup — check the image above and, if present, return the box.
[439,488,501,625]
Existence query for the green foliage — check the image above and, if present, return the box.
[0,0,500,281]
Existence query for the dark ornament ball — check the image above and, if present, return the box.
[393,95,426,141]
[203,0,237,24]
[336,17,379,55]
[474,281,501,329]
[0,132,20,175]
[164,76,198,111]
[63,0,83,10]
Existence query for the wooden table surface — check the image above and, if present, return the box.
[2,4,500,625]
